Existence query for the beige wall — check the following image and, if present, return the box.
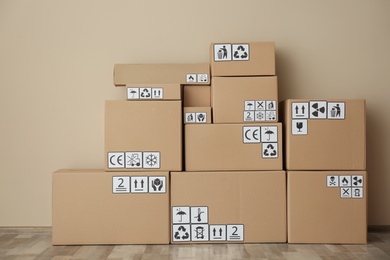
[0,0,389,226]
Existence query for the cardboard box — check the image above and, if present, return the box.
[183,107,212,124]
[288,171,367,244]
[183,85,211,107]
[212,76,278,123]
[126,84,181,100]
[170,171,286,244]
[114,64,210,86]
[105,100,182,171]
[283,99,366,170]
[210,42,275,76]
[185,123,283,171]
[52,169,170,245]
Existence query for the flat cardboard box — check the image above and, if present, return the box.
[283,99,366,170]
[114,63,210,86]
[171,171,286,244]
[183,85,211,107]
[183,107,212,124]
[288,171,367,244]
[126,84,181,100]
[185,123,283,171]
[210,42,275,76]
[105,100,182,171]
[52,169,170,245]
[212,76,278,123]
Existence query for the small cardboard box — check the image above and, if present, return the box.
[52,169,170,245]
[183,107,212,124]
[212,76,278,123]
[283,99,366,170]
[105,100,182,171]
[210,42,275,77]
[185,123,283,171]
[126,84,181,101]
[183,85,211,107]
[114,63,210,86]
[287,171,367,244]
[171,171,286,244]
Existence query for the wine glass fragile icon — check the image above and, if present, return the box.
[296,122,303,132]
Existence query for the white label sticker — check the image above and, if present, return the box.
[266,101,276,111]
[190,207,208,224]
[232,44,249,61]
[352,187,364,198]
[243,111,255,121]
[186,74,197,83]
[341,187,352,198]
[108,152,125,169]
[130,176,148,193]
[255,111,266,121]
[352,175,364,187]
[172,224,191,242]
[125,152,143,168]
[340,176,352,187]
[139,88,152,99]
[328,102,345,120]
[255,100,266,111]
[262,143,278,158]
[143,152,160,168]
[149,176,166,193]
[185,112,196,123]
[197,74,208,83]
[266,111,277,121]
[152,88,163,99]
[191,224,209,241]
[245,101,255,111]
[214,44,232,61]
[172,206,190,224]
[292,119,308,135]
[292,102,309,119]
[310,101,327,119]
[195,113,207,123]
[112,176,130,193]
[127,88,140,99]
[243,126,261,143]
[210,225,226,241]
[227,225,244,241]
[327,175,339,187]
[261,126,278,142]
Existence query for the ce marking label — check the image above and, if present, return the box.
[108,152,125,168]
[243,126,261,143]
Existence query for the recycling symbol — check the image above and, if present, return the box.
[263,143,278,158]
[174,225,190,241]
[233,44,249,60]
[140,88,151,98]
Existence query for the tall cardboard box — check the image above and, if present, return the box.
[210,42,275,76]
[212,76,278,123]
[183,85,211,107]
[105,100,182,171]
[52,169,170,245]
[170,171,286,244]
[283,99,366,170]
[287,171,367,244]
[185,123,283,171]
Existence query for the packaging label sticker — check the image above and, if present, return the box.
[191,206,208,224]
[209,225,227,241]
[256,101,266,111]
[130,176,148,193]
[292,119,308,135]
[139,88,152,99]
[245,101,255,111]
[352,175,364,187]
[214,44,232,61]
[172,206,191,224]
[244,111,255,121]
[185,112,196,123]
[108,152,125,169]
[191,224,209,241]
[243,126,261,143]
[292,102,309,119]
[112,176,130,193]
[195,113,207,123]
[327,175,339,187]
[328,102,345,120]
[143,152,160,168]
[262,142,278,158]
[255,111,266,121]
[186,74,197,83]
[125,152,143,168]
[227,224,244,241]
[310,101,327,119]
[127,88,140,99]
[172,224,191,242]
[352,187,364,198]
[266,111,277,121]
[232,44,249,61]
[341,187,352,198]
[340,175,352,187]
[197,73,209,83]
[261,126,278,142]
[152,88,163,99]
[266,101,276,111]
[127,88,165,100]
[148,176,166,193]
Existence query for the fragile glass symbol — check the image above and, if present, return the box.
[296,122,303,132]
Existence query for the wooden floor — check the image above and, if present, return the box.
[0,228,389,260]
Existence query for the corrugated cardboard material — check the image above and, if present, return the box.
[171,171,286,244]
[288,171,367,244]
[126,84,181,100]
[52,169,170,245]
[283,99,366,170]
[185,123,283,171]
[183,85,211,107]
[212,76,278,123]
[105,100,182,171]
[114,64,210,86]
[183,107,212,124]
[210,42,275,76]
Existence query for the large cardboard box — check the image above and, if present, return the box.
[126,84,181,101]
[212,76,278,123]
[283,99,366,170]
[105,100,182,171]
[52,169,170,245]
[185,123,283,171]
[114,63,210,86]
[183,85,211,107]
[288,171,367,244]
[210,42,275,76]
[170,171,286,244]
